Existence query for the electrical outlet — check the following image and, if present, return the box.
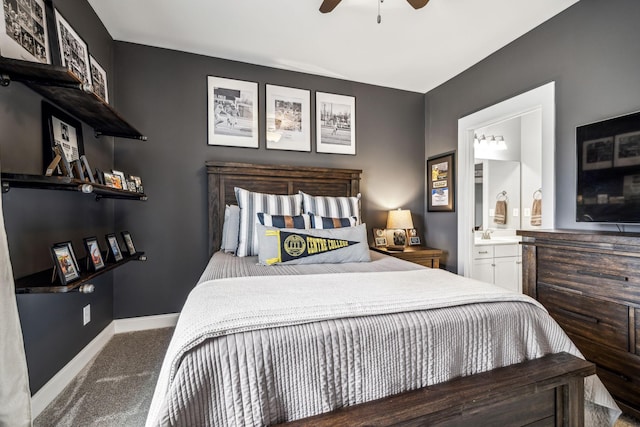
[524,208,531,217]
[513,208,519,217]
[83,304,91,325]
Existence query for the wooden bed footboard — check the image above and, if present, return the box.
[279,352,595,427]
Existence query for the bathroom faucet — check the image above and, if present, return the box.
[481,229,493,240]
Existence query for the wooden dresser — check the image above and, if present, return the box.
[518,229,640,418]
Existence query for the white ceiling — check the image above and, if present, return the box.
[88,0,579,93]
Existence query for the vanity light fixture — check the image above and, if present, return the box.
[474,134,507,151]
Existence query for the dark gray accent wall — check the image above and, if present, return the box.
[424,0,640,272]
[0,0,116,392]
[112,42,426,318]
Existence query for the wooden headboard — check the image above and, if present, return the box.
[206,161,362,256]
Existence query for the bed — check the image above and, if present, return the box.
[146,161,619,427]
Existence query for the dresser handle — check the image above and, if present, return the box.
[576,269,629,282]
[555,307,599,324]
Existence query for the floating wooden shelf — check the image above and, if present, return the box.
[1,173,148,201]
[15,252,146,294]
[0,57,146,140]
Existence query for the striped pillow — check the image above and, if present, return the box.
[234,187,302,257]
[300,191,361,224]
[309,214,357,229]
[257,213,310,229]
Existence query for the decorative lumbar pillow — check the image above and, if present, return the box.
[256,223,370,265]
[220,204,240,253]
[257,212,310,229]
[235,187,302,257]
[309,214,357,229]
[300,191,361,224]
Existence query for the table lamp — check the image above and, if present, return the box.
[386,209,413,248]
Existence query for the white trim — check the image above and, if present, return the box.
[31,322,115,418]
[457,82,556,276]
[30,313,178,419]
[114,313,179,334]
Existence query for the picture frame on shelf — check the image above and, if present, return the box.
[316,92,356,155]
[42,101,84,175]
[102,171,115,187]
[89,54,108,103]
[83,236,104,271]
[207,76,258,148]
[427,151,455,212]
[54,8,91,84]
[265,84,310,152]
[105,233,123,262]
[50,241,80,285]
[111,170,126,189]
[0,0,51,64]
[408,228,421,246]
[80,155,94,183]
[372,228,387,247]
[120,231,136,256]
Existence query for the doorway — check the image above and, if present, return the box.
[457,82,556,277]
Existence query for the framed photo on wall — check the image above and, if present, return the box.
[265,84,310,152]
[54,8,91,84]
[42,101,84,173]
[50,241,80,285]
[207,76,258,148]
[427,151,455,212]
[316,92,355,155]
[89,54,108,103]
[0,0,51,63]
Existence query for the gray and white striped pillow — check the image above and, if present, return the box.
[301,191,361,224]
[234,187,302,257]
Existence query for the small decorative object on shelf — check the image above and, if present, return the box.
[408,228,421,246]
[105,233,123,262]
[372,228,387,247]
[121,231,136,256]
[83,236,105,271]
[42,101,84,174]
[50,241,81,285]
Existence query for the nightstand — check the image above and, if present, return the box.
[370,246,443,268]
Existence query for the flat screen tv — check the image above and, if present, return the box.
[576,110,640,223]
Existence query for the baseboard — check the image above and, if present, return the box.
[30,312,178,419]
[31,321,115,418]
[114,313,179,333]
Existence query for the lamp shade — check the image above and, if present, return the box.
[386,209,413,230]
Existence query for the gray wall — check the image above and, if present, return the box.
[0,0,116,392]
[425,0,640,272]
[112,42,426,318]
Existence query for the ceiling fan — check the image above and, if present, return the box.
[319,0,429,14]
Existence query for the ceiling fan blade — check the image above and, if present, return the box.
[406,0,429,9]
[319,0,342,13]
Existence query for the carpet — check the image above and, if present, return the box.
[33,327,173,427]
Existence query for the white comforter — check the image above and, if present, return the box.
[147,268,619,426]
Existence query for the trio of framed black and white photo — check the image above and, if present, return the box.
[316,92,355,155]
[207,77,356,155]
[0,2,109,102]
[265,84,310,152]
[207,76,258,148]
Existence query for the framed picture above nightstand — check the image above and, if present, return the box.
[371,245,442,268]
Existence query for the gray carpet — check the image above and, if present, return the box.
[32,326,640,426]
[34,327,173,427]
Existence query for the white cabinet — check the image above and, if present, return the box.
[471,243,522,293]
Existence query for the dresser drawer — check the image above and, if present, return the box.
[537,247,640,303]
[537,284,629,351]
[571,334,640,410]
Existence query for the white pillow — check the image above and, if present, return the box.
[300,191,361,224]
[234,187,302,257]
[220,205,240,253]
